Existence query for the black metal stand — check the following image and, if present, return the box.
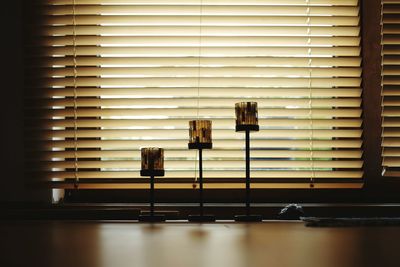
[139,174,165,222]
[188,147,216,222]
[235,129,262,222]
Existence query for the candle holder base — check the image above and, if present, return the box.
[138,214,166,222]
[234,214,263,222]
[140,170,165,177]
[236,125,259,132]
[188,143,212,150]
[188,214,216,222]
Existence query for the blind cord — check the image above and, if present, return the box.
[380,1,386,176]
[306,0,315,188]
[196,0,203,119]
[193,0,204,189]
[72,0,79,189]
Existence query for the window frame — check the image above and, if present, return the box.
[360,0,400,201]
[23,0,400,203]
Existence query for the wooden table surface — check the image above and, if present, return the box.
[0,221,399,267]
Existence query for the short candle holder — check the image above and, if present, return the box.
[234,102,263,222]
[139,147,166,222]
[188,120,215,222]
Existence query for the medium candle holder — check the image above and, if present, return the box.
[139,147,165,222]
[188,120,215,222]
[234,102,263,222]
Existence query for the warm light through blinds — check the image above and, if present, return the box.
[381,0,400,177]
[25,0,363,189]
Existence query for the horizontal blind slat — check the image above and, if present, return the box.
[36,15,360,26]
[39,0,359,6]
[37,5,360,16]
[27,88,362,98]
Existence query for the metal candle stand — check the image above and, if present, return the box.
[139,147,166,222]
[188,120,216,222]
[234,102,263,222]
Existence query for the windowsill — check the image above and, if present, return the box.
[2,202,400,220]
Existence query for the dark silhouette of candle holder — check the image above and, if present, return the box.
[234,102,263,222]
[139,147,165,222]
[188,120,215,222]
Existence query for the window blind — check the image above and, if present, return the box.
[381,0,400,177]
[25,0,363,189]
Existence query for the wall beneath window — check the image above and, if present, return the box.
[0,0,50,202]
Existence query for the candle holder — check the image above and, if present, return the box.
[234,102,263,222]
[188,120,215,222]
[139,147,165,222]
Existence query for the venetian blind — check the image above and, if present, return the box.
[382,0,400,177]
[25,0,363,189]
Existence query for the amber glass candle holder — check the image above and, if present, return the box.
[187,120,215,222]
[235,102,259,132]
[140,147,165,177]
[234,102,262,222]
[139,147,165,222]
[188,120,212,149]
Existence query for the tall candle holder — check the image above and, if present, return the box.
[139,147,165,222]
[234,102,263,222]
[188,120,215,222]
